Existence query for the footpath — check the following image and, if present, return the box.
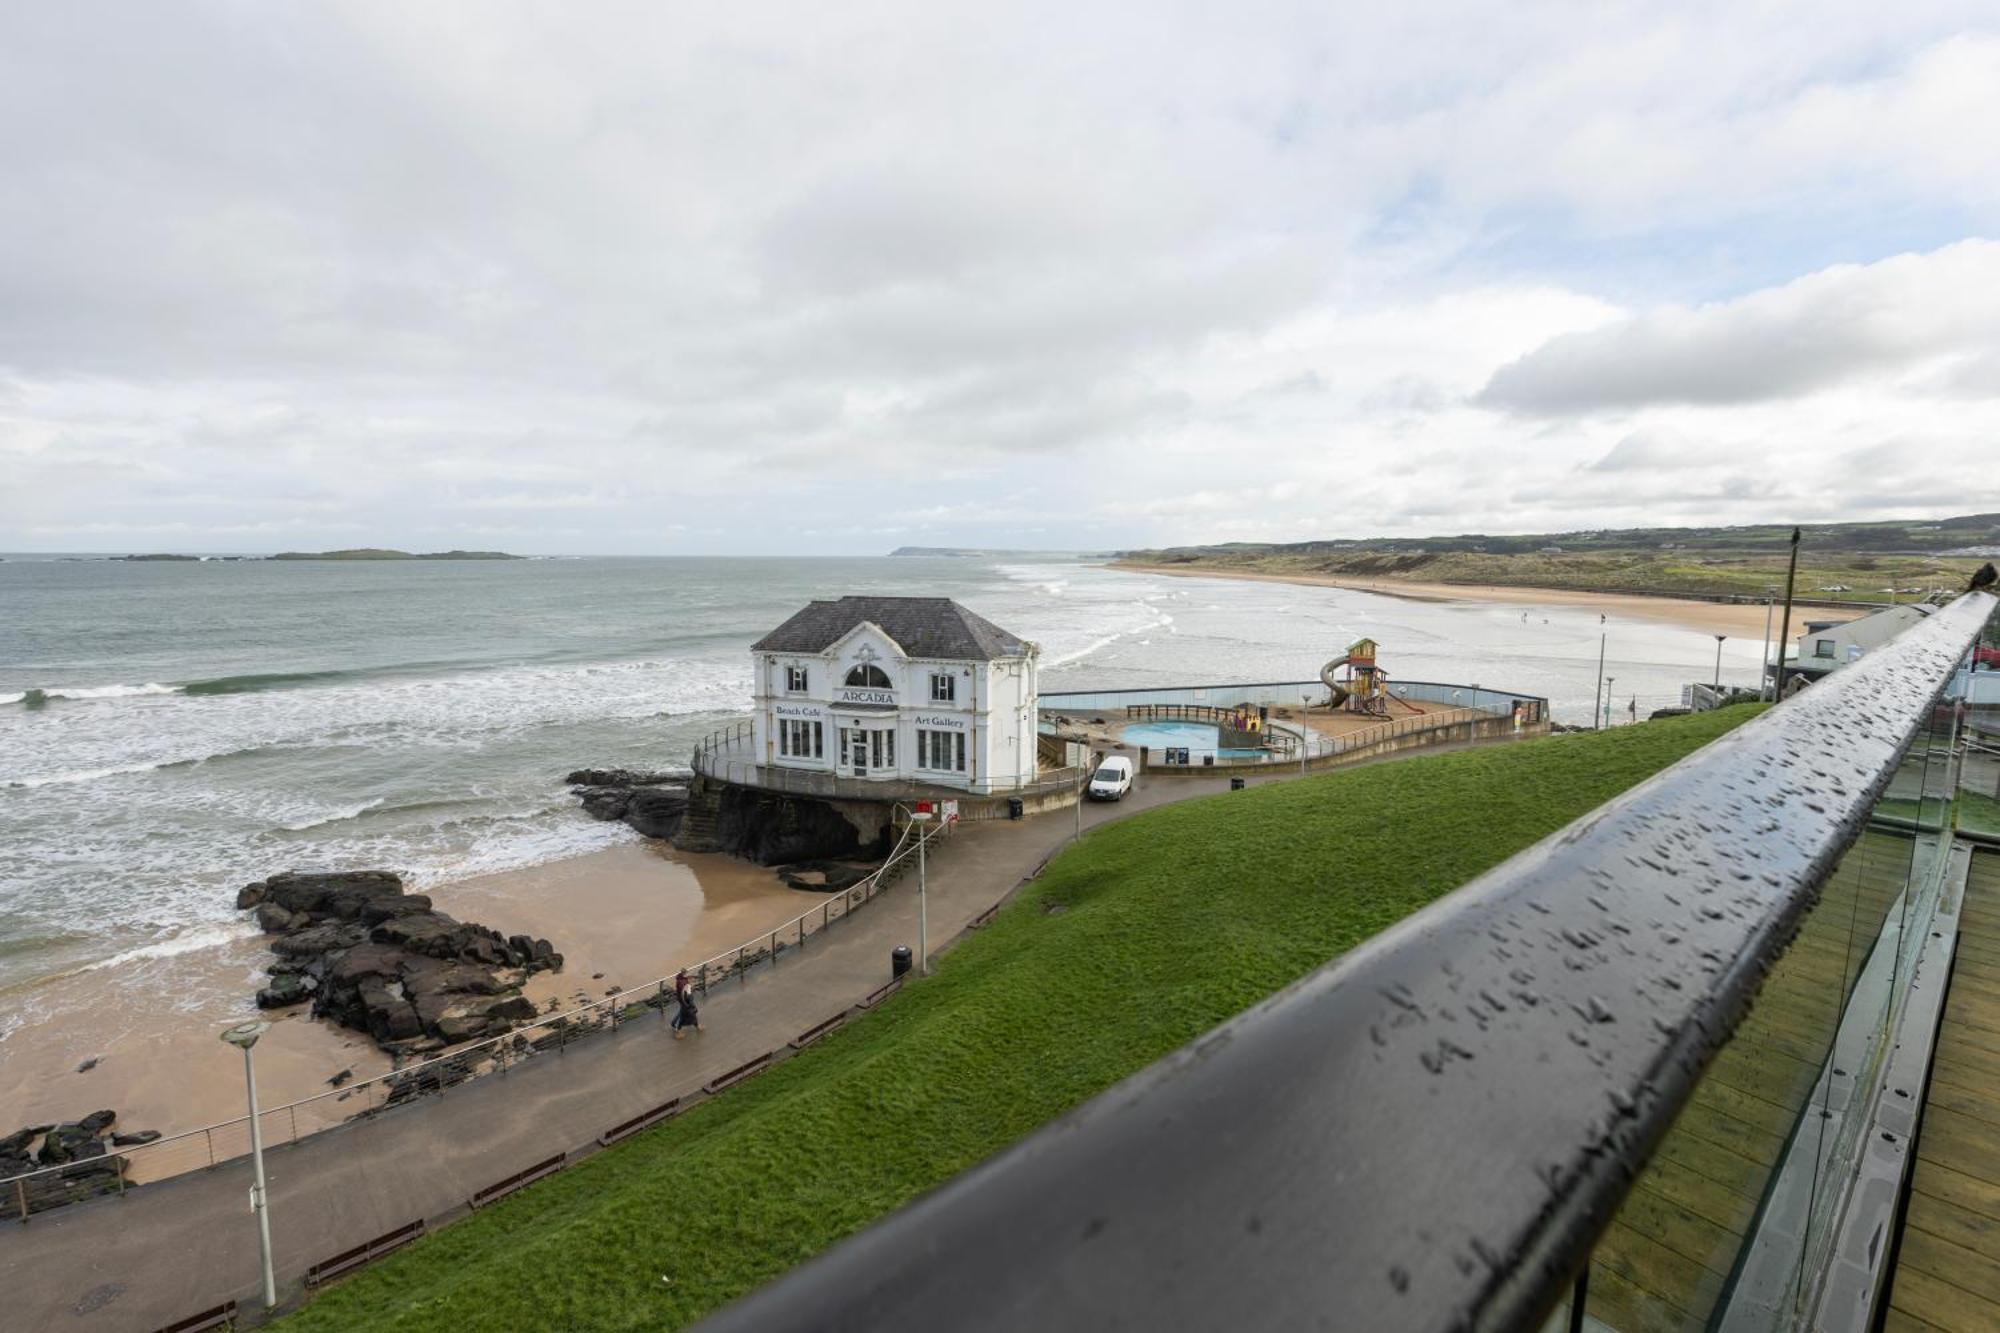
[0,753,1453,1332]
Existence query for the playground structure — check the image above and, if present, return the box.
[1320,638,1421,718]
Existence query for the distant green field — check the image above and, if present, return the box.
[1129,548,1978,607]
[278,707,1766,1332]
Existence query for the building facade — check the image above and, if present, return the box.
[748,596,1040,793]
[1792,603,1933,680]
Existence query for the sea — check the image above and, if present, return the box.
[0,554,1767,1033]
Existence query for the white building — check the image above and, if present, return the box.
[749,596,1040,793]
[1791,604,1933,679]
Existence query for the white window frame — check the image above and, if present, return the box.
[1814,639,1836,659]
[785,664,809,693]
[778,719,823,760]
[931,672,956,703]
[917,728,967,773]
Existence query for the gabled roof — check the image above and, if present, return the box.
[752,596,1029,661]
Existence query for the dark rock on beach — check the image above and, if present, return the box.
[777,860,875,892]
[237,869,563,1054]
[622,786,691,838]
[564,767,694,838]
[1,1112,161,1214]
[564,767,687,788]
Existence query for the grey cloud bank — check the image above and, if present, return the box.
[3,3,2000,554]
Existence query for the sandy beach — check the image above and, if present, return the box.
[0,839,809,1151]
[1111,561,1862,638]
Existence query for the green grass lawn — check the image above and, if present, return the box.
[278,707,1765,1332]
[1961,788,2000,839]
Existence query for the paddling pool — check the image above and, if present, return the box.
[1119,719,1267,761]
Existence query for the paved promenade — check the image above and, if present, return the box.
[0,753,1456,1331]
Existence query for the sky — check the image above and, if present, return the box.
[3,2,1999,556]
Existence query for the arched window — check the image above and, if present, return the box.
[845,664,892,689]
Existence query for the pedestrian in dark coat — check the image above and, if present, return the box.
[671,968,700,1038]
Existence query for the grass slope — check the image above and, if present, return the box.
[280,708,1763,1332]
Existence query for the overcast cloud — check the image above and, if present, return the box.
[2,1,1999,554]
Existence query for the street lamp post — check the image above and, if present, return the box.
[1713,635,1727,693]
[911,806,932,976]
[1759,587,1777,700]
[1593,634,1607,732]
[221,1020,277,1310]
[1605,676,1616,727]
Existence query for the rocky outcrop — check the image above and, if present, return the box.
[238,870,562,1055]
[2,1111,162,1214]
[776,860,875,892]
[564,767,693,840]
[703,785,882,865]
[563,767,688,788]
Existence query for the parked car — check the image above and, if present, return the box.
[1087,756,1134,801]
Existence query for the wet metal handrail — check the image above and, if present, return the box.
[697,592,1996,1333]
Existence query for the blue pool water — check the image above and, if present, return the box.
[1119,720,1267,760]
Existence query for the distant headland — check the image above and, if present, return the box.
[269,549,524,561]
[111,549,524,562]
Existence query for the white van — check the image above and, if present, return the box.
[1086,755,1134,802]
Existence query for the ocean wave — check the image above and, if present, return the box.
[3,760,181,789]
[6,682,180,703]
[183,668,361,696]
[276,796,386,832]
[79,922,261,973]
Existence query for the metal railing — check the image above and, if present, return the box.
[1040,677,1548,722]
[697,591,1998,1333]
[2,816,949,1218]
[1138,704,1495,770]
[690,721,1089,799]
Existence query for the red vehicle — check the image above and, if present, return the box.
[1977,645,2000,670]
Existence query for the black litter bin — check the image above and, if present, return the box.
[891,945,913,979]
[1007,796,1025,820]
[1230,776,1247,791]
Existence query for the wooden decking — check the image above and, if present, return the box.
[1883,849,2000,1333]
[1586,828,1917,1331]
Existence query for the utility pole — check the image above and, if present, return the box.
[1604,676,1616,727]
[1773,527,1802,699]
[1712,635,1727,693]
[1593,633,1607,731]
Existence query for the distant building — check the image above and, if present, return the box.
[749,596,1040,793]
[1790,604,1933,680]
[1539,545,1564,555]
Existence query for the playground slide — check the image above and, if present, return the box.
[1319,654,1351,709]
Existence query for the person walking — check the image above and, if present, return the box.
[671,968,701,1038]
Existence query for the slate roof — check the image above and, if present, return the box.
[752,596,1029,661]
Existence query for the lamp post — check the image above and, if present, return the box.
[1712,635,1727,693]
[221,1020,277,1310]
[1593,633,1607,731]
[911,804,932,976]
[1759,586,1777,700]
[1604,676,1616,727]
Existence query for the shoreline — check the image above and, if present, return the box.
[1111,561,1863,638]
[0,837,808,1147]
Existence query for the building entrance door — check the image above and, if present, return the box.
[843,726,893,778]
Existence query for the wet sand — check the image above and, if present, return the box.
[1112,562,1862,638]
[0,839,807,1149]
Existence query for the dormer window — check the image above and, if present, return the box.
[785,665,809,692]
[931,672,956,703]
[846,664,892,689]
